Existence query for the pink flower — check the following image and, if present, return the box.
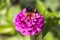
[14,8,44,36]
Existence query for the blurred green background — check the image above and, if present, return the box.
[0,0,60,40]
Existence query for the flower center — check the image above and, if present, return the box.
[25,12,36,19]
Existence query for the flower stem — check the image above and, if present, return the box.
[25,36,33,40]
[37,32,42,40]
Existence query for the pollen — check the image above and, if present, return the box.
[25,12,36,19]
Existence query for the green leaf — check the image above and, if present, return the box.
[0,25,15,35]
[44,0,59,12]
[6,5,21,22]
[0,36,2,40]
[0,0,6,10]
[6,33,24,40]
[43,32,54,40]
[36,0,46,14]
